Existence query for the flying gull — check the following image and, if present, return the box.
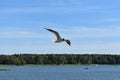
[44,28,71,46]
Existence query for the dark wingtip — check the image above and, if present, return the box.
[44,28,47,30]
[69,44,71,46]
[44,28,50,31]
[66,40,71,46]
[68,43,71,46]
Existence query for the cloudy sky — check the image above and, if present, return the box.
[0,0,120,54]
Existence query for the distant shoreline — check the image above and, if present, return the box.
[0,64,120,66]
[0,54,120,65]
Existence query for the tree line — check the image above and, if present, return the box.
[0,54,120,65]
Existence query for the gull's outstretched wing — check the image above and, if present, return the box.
[44,28,62,40]
[65,39,71,46]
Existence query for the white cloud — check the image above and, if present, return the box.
[59,26,120,38]
[88,18,120,24]
[1,42,120,54]
[0,26,120,54]
[0,26,120,39]
[0,5,104,14]
[0,31,48,38]
[73,42,120,50]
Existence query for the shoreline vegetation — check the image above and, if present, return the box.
[0,54,120,66]
[0,68,11,71]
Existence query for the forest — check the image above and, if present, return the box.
[0,54,120,65]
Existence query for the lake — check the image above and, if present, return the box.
[0,65,120,80]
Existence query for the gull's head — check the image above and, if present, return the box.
[62,38,65,41]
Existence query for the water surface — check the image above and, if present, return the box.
[0,65,120,80]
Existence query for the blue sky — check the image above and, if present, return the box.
[0,0,120,54]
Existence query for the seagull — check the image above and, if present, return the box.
[44,28,71,46]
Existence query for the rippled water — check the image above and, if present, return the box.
[0,65,120,80]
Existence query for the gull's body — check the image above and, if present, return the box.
[44,28,71,46]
